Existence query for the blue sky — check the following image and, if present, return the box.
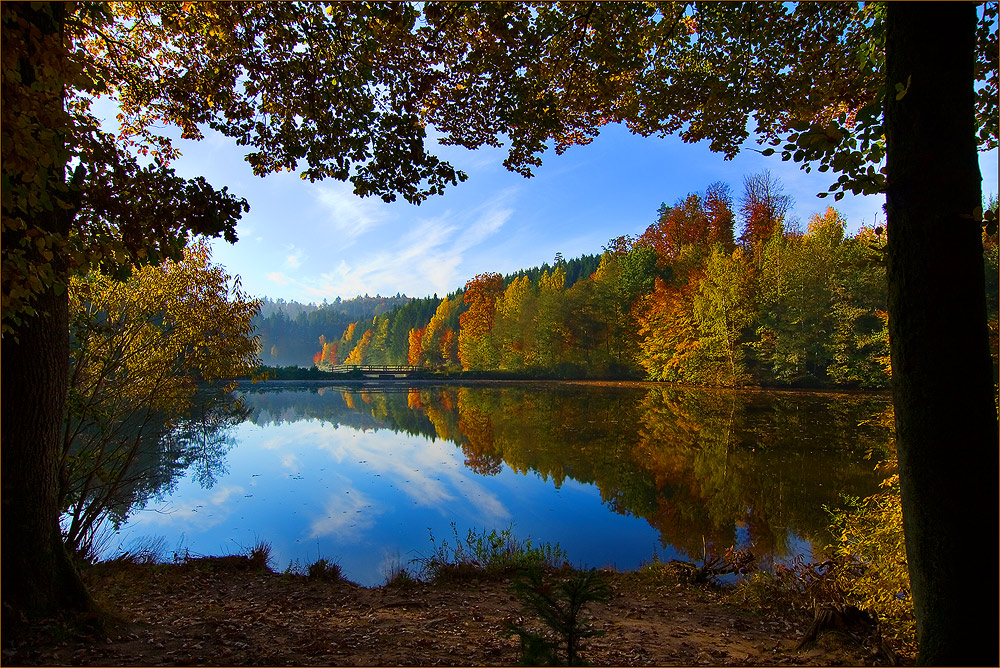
[158,118,998,304]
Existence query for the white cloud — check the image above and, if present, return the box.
[287,189,517,300]
[266,272,291,286]
[454,202,512,252]
[132,484,246,531]
[209,486,244,506]
[280,453,301,471]
[311,181,391,244]
[285,246,305,269]
[303,427,511,523]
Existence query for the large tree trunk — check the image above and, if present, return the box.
[1,288,92,624]
[884,4,999,665]
[1,1,93,629]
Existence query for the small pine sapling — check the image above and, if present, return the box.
[504,568,610,666]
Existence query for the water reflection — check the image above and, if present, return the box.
[108,382,890,586]
[62,387,248,558]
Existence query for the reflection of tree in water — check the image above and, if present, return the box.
[420,387,464,444]
[243,384,439,440]
[61,387,248,559]
[161,391,249,489]
[427,385,887,561]
[235,383,889,564]
[455,389,501,475]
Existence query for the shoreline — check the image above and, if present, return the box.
[238,376,893,399]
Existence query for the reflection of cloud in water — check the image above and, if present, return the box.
[308,487,380,541]
[331,427,511,524]
[376,549,408,580]
[266,420,511,525]
[456,479,511,523]
[134,484,245,531]
[280,453,301,471]
[260,434,290,451]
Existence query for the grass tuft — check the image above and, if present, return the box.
[383,559,417,588]
[246,540,273,572]
[307,558,343,581]
[413,523,567,582]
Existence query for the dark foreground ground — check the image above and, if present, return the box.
[3,557,909,666]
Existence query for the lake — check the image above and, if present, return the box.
[102,381,892,586]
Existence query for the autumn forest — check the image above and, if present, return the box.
[260,174,997,389]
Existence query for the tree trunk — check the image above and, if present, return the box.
[1,1,94,628]
[1,287,92,624]
[885,4,998,665]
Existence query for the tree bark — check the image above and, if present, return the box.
[1,287,92,624]
[885,4,999,665]
[1,1,94,628]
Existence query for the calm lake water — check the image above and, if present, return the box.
[103,381,891,586]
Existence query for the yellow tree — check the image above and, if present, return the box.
[440,328,459,368]
[494,275,536,370]
[693,247,755,387]
[421,296,460,368]
[61,240,259,559]
[534,266,569,371]
[344,329,374,365]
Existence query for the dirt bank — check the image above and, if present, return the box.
[3,558,907,666]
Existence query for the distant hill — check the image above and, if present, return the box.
[252,254,602,368]
[254,294,410,367]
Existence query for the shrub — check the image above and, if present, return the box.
[413,523,567,582]
[307,558,343,581]
[826,474,915,654]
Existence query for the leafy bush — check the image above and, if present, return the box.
[826,474,915,654]
[413,523,567,581]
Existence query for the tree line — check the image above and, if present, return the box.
[308,173,967,389]
[255,294,410,366]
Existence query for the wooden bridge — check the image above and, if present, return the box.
[321,363,426,378]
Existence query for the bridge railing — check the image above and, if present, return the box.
[323,364,425,374]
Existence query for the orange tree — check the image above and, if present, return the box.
[458,272,504,370]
